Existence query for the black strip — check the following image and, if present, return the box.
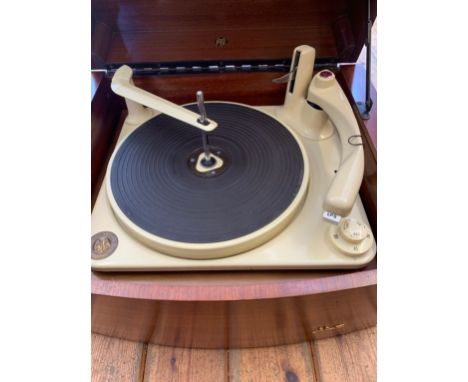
[289,50,301,93]
[104,58,338,76]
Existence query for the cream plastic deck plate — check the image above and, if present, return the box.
[91,45,377,271]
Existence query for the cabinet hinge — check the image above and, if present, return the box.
[105,58,337,76]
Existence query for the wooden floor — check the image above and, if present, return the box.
[92,326,376,382]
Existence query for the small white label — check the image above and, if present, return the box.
[323,211,342,224]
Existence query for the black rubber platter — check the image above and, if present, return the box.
[110,102,304,244]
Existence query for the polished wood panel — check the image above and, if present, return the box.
[133,72,288,106]
[92,283,375,348]
[313,327,377,382]
[91,333,145,382]
[91,21,112,69]
[91,261,376,300]
[91,0,376,66]
[229,342,316,382]
[144,345,227,381]
[92,0,349,32]
[107,28,337,63]
[91,64,377,348]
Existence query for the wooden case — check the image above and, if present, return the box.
[91,0,377,348]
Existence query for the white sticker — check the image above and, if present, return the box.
[323,211,342,224]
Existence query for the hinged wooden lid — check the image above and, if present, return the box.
[91,0,376,69]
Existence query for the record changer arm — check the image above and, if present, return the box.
[111,65,218,132]
[307,70,365,217]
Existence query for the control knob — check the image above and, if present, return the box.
[329,218,373,256]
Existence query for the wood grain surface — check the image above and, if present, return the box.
[144,345,227,381]
[91,333,145,382]
[92,327,376,381]
[229,342,316,382]
[91,283,376,348]
[91,0,376,66]
[313,327,377,382]
[132,72,289,107]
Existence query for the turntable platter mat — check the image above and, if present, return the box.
[107,102,309,259]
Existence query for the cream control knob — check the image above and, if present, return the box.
[329,218,373,256]
[340,218,368,243]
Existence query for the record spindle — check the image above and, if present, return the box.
[196,90,215,167]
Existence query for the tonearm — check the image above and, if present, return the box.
[278,45,364,218]
[111,47,364,219]
[111,65,218,132]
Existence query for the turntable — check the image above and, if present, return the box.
[91,44,376,271]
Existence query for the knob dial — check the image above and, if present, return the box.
[340,218,368,243]
[329,218,373,256]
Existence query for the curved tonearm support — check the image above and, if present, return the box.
[111,65,218,132]
[307,70,364,217]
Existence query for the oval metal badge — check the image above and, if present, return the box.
[91,231,118,260]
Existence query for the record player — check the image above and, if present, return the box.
[91,0,377,347]
[91,1,377,272]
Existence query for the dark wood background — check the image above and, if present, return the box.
[92,0,376,67]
